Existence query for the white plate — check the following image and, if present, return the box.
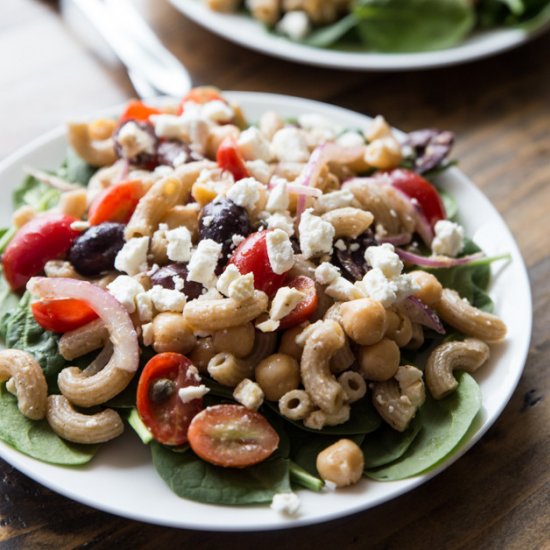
[171,0,549,70]
[0,92,531,531]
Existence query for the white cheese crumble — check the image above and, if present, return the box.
[357,269,417,307]
[226,177,263,211]
[334,239,347,251]
[270,492,301,516]
[187,239,222,287]
[315,262,340,285]
[232,234,246,247]
[200,100,234,123]
[107,276,145,314]
[270,286,305,321]
[166,226,192,263]
[315,189,355,214]
[364,243,403,279]
[114,237,149,276]
[150,114,187,140]
[147,285,186,313]
[271,127,310,163]
[233,379,264,410]
[432,220,464,257]
[141,322,154,347]
[237,126,273,162]
[228,272,255,302]
[245,159,273,184]
[266,211,294,237]
[298,209,335,259]
[336,131,365,148]
[266,179,289,212]
[326,277,363,302]
[276,10,311,40]
[178,385,210,403]
[197,288,224,301]
[266,229,295,275]
[117,121,156,158]
[216,264,241,296]
[136,291,153,322]
[256,318,280,333]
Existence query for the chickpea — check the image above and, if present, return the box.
[255,353,301,402]
[212,323,255,358]
[278,324,307,361]
[340,299,387,346]
[409,271,443,307]
[189,337,216,374]
[316,439,365,488]
[358,338,400,381]
[385,310,413,348]
[152,313,196,355]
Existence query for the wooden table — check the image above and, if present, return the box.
[1,1,548,548]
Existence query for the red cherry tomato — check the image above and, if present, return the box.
[137,353,203,446]
[177,86,225,114]
[31,299,98,333]
[188,404,279,468]
[2,213,79,291]
[228,231,287,296]
[216,137,249,181]
[119,100,160,123]
[279,276,318,330]
[386,168,446,227]
[88,180,145,226]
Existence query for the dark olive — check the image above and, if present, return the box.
[405,129,454,174]
[149,378,176,404]
[199,198,252,263]
[150,263,203,300]
[114,120,158,169]
[331,230,378,282]
[68,223,125,277]
[157,140,203,167]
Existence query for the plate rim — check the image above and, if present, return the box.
[170,0,550,71]
[0,91,533,531]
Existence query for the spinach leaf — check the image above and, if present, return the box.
[362,416,422,469]
[0,389,97,465]
[0,293,66,387]
[57,147,97,186]
[428,239,503,312]
[288,460,324,492]
[304,13,359,47]
[151,442,291,505]
[13,175,61,211]
[366,372,481,480]
[438,188,459,221]
[0,268,20,323]
[354,0,475,52]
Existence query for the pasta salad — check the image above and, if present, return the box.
[0,88,510,515]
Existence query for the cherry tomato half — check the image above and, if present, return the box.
[216,137,249,181]
[279,276,318,330]
[31,299,98,333]
[177,86,224,114]
[2,213,79,291]
[188,404,279,468]
[88,180,145,226]
[228,231,287,296]
[137,353,203,446]
[386,168,446,228]
[119,100,160,123]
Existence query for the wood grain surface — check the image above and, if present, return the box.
[1,0,549,548]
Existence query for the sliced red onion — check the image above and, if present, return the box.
[295,143,365,222]
[391,185,434,245]
[24,166,80,192]
[398,296,446,334]
[27,277,139,372]
[395,248,484,268]
[377,233,412,246]
[286,183,323,198]
[116,158,130,182]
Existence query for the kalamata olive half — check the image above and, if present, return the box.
[157,140,203,168]
[331,230,378,282]
[68,223,125,277]
[199,199,252,263]
[150,263,203,300]
[114,120,158,169]
[405,129,454,174]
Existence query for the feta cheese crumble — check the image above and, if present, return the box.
[233,379,264,410]
[114,237,149,276]
[298,209,335,259]
[237,126,273,162]
[266,211,294,236]
[117,121,155,158]
[276,10,311,40]
[187,239,222,287]
[226,177,263,211]
[271,128,310,163]
[107,276,146,313]
[270,492,300,516]
[315,189,355,214]
[147,285,186,313]
[166,226,192,262]
[270,286,305,321]
[266,229,295,275]
[432,220,464,257]
[364,243,403,279]
[266,179,289,212]
[315,262,340,285]
[178,385,210,403]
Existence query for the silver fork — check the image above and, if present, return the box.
[69,0,192,98]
